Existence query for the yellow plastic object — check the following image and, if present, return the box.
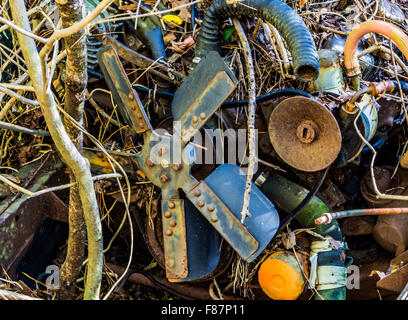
[258,250,309,300]
[162,15,182,27]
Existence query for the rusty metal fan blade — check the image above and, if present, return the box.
[184,164,279,262]
[171,51,238,144]
[97,46,153,134]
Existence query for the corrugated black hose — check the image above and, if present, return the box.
[195,0,320,82]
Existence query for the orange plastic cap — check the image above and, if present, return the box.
[258,251,307,300]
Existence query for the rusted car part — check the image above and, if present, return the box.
[343,20,408,90]
[258,250,309,300]
[141,204,235,283]
[311,49,345,96]
[268,96,342,172]
[93,26,185,85]
[322,35,377,81]
[339,93,378,163]
[316,208,408,226]
[0,160,68,279]
[377,263,408,295]
[376,250,408,296]
[346,80,396,113]
[360,167,408,256]
[195,0,320,82]
[106,263,241,300]
[98,47,280,282]
[256,172,347,300]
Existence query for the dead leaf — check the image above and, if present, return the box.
[167,0,191,22]
[282,231,296,250]
[163,33,177,44]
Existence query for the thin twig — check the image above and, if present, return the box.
[233,18,256,224]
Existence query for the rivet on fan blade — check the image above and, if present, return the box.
[199,112,206,120]
[146,158,154,167]
[165,229,173,236]
[207,205,215,212]
[193,189,201,197]
[198,200,205,207]
[160,174,170,183]
[168,202,176,209]
[164,211,172,218]
[172,163,181,171]
[158,146,167,156]
[169,220,177,227]
[211,217,218,223]
[192,116,198,124]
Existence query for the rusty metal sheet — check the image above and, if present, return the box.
[161,199,188,281]
[0,192,68,279]
[377,263,408,293]
[97,47,152,134]
[186,181,258,260]
[171,51,237,144]
[268,97,342,172]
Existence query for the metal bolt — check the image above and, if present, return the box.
[160,174,170,183]
[146,158,154,167]
[164,211,172,218]
[192,116,198,124]
[198,200,205,207]
[199,112,206,120]
[207,205,215,212]
[193,189,201,197]
[296,120,317,144]
[158,146,167,156]
[166,229,173,236]
[211,217,218,223]
[169,220,177,227]
[168,202,176,209]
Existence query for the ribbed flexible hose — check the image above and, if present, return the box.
[195,0,320,81]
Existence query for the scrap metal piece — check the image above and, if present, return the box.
[97,47,152,134]
[186,181,258,260]
[0,160,68,279]
[171,51,238,144]
[98,49,280,282]
[312,49,345,96]
[201,164,280,262]
[161,199,188,281]
[377,263,408,294]
[268,96,342,172]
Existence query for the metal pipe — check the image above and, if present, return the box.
[344,20,408,85]
[316,207,408,225]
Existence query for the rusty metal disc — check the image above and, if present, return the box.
[268,97,342,172]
